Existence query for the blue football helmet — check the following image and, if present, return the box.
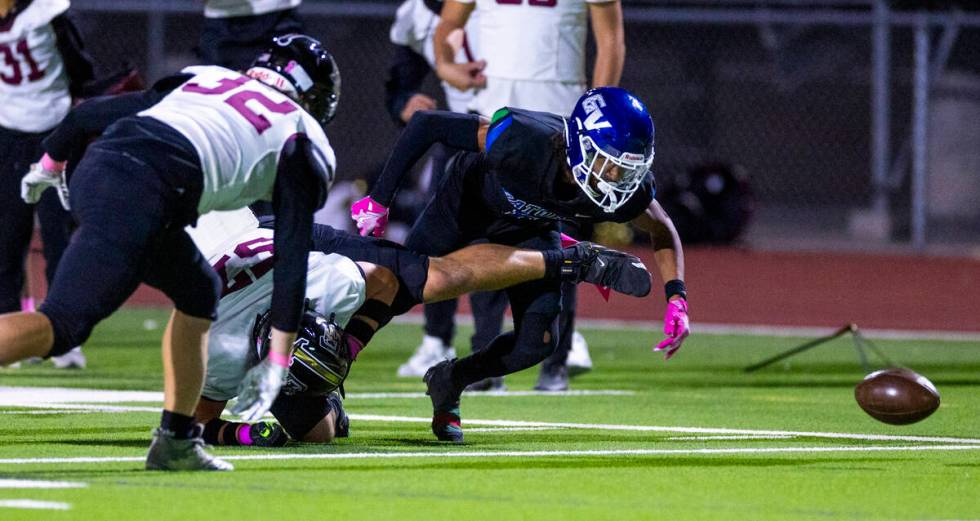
[565,87,655,213]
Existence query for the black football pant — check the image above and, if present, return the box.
[38,119,219,356]
[0,127,74,314]
[405,156,562,390]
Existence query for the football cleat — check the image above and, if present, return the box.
[566,331,593,377]
[248,421,288,447]
[464,377,506,392]
[397,335,455,377]
[423,360,464,443]
[560,241,652,297]
[51,347,86,369]
[145,426,233,471]
[327,391,350,438]
[534,364,569,392]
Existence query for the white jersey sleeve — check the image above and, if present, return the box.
[192,216,366,401]
[0,0,71,132]
[462,0,600,84]
[138,65,336,215]
[389,0,479,114]
[203,0,301,18]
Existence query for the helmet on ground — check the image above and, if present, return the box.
[565,87,655,213]
[248,34,341,126]
[250,308,350,397]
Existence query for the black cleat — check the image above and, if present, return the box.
[327,391,350,438]
[248,421,289,447]
[423,360,464,442]
[560,242,652,297]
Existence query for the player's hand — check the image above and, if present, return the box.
[654,298,689,360]
[350,196,389,237]
[436,60,487,91]
[231,357,289,422]
[21,155,70,210]
[400,94,438,124]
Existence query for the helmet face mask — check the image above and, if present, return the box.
[248,34,341,127]
[566,88,655,213]
[250,308,350,397]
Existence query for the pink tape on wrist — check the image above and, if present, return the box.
[268,351,290,368]
[40,154,66,172]
[20,297,36,312]
[346,336,365,361]
[236,424,253,446]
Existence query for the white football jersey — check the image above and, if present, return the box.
[139,65,336,215]
[0,0,71,132]
[188,209,366,401]
[456,0,605,83]
[203,0,301,18]
[389,0,479,113]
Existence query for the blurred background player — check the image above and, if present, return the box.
[384,0,511,389]
[430,0,626,390]
[2,34,339,471]
[198,0,304,70]
[0,0,92,369]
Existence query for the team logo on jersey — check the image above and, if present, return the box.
[502,189,561,221]
[581,93,612,131]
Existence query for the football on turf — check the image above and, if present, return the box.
[854,368,940,425]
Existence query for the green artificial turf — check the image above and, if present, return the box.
[1,308,978,520]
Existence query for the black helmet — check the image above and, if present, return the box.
[249,34,341,126]
[249,308,350,397]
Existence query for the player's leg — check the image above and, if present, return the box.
[0,128,41,316]
[270,391,348,444]
[536,281,577,391]
[464,289,508,391]
[35,190,87,368]
[196,397,288,447]
[344,262,400,359]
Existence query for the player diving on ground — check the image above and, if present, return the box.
[186,206,652,446]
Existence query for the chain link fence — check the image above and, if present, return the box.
[69,0,980,251]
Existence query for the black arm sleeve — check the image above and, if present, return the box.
[384,45,433,125]
[50,14,94,98]
[370,110,481,206]
[269,136,328,333]
[42,74,192,161]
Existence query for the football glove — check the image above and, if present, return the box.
[231,357,289,422]
[654,298,690,360]
[350,196,389,238]
[21,155,70,210]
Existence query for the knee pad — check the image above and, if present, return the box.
[40,304,95,357]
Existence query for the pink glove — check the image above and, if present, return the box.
[559,233,612,301]
[654,299,690,360]
[350,196,389,237]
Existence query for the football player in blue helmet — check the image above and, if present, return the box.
[350,86,689,443]
[566,87,655,213]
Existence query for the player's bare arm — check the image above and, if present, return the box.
[588,0,625,88]
[433,0,485,90]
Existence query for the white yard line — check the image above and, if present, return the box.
[667,435,795,441]
[466,427,564,433]
[349,390,635,399]
[0,499,72,510]
[391,313,980,342]
[0,479,87,489]
[2,445,980,467]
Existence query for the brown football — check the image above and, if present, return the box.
[855,368,940,425]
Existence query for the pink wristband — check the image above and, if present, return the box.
[236,424,253,446]
[346,336,365,361]
[40,154,66,172]
[268,351,290,368]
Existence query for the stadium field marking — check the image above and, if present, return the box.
[392,313,980,342]
[667,435,795,441]
[3,445,980,466]
[0,500,72,510]
[0,479,87,489]
[348,414,980,445]
[349,390,635,399]
[466,427,565,433]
